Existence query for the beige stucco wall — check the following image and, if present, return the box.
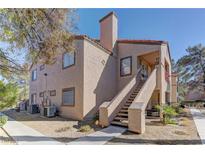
[117,43,161,92]
[29,39,84,120]
[159,44,172,104]
[100,13,118,51]
[171,74,178,103]
[29,38,118,120]
[147,90,160,109]
[83,39,117,119]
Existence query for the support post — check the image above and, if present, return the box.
[128,106,145,134]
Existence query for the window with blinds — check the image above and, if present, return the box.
[62,88,75,106]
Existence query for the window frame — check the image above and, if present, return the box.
[40,64,45,71]
[39,92,44,97]
[62,52,76,69]
[120,56,132,77]
[50,90,56,96]
[62,87,75,106]
[31,69,37,81]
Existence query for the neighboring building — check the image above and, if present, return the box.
[29,12,177,133]
[185,89,205,101]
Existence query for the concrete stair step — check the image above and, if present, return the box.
[124,103,131,107]
[119,109,128,113]
[128,98,134,101]
[117,113,128,117]
[122,106,129,110]
[126,100,133,103]
[134,90,140,93]
[111,121,128,127]
[131,92,138,95]
[114,116,128,121]
[110,82,146,128]
[130,95,136,98]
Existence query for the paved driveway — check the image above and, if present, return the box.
[190,108,205,144]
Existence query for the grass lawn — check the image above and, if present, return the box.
[106,108,201,145]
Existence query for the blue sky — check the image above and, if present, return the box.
[76,9,205,61]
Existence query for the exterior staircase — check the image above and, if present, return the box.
[111,80,145,127]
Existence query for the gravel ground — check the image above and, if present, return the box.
[2,108,201,145]
[106,108,201,145]
[0,127,16,145]
[3,109,101,143]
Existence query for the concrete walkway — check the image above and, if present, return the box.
[0,112,63,145]
[190,108,205,144]
[67,126,126,145]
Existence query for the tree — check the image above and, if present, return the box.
[0,9,77,110]
[172,59,189,102]
[0,80,18,110]
[175,44,205,101]
[7,63,30,102]
[0,9,76,77]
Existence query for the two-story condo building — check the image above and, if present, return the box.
[29,12,178,133]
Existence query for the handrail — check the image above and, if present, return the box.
[99,66,142,126]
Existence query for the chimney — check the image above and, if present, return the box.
[99,12,118,51]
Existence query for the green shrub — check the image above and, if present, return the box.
[79,125,92,132]
[164,118,177,125]
[155,104,178,125]
[0,115,8,127]
[171,103,184,114]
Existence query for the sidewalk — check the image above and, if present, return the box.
[67,126,126,145]
[0,112,63,145]
[190,108,205,144]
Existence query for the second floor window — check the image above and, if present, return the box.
[50,90,56,96]
[32,69,37,81]
[63,52,75,69]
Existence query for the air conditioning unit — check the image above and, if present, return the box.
[44,106,56,117]
[29,104,39,114]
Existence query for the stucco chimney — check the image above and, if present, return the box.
[99,12,118,51]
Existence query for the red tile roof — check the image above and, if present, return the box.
[117,39,168,45]
[117,39,171,61]
[74,35,171,61]
[74,35,112,54]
